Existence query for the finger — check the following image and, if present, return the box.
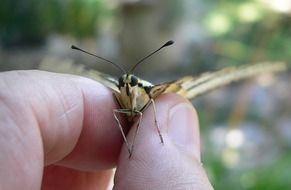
[0,70,125,189]
[114,94,213,190]
[41,165,113,190]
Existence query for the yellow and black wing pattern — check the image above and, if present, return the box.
[39,58,287,100]
[150,62,287,100]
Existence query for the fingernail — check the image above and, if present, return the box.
[168,103,200,161]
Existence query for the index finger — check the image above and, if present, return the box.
[0,70,126,171]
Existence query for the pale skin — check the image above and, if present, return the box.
[0,70,213,190]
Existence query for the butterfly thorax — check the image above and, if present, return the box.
[116,74,153,114]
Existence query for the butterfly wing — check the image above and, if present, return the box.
[150,77,190,99]
[85,69,120,93]
[38,58,120,93]
[151,62,287,100]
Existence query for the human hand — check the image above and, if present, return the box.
[0,70,213,190]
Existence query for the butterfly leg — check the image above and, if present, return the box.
[113,109,132,156]
[141,99,164,144]
[113,109,142,158]
[150,99,164,144]
[130,110,142,158]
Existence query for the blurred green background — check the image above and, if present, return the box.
[0,0,290,189]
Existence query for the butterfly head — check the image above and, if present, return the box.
[118,74,139,96]
[71,40,174,97]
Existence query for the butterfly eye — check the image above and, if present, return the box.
[118,77,125,87]
[130,75,138,86]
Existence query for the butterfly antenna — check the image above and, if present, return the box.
[130,40,174,73]
[71,45,126,74]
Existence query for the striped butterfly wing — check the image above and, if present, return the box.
[38,57,120,93]
[39,59,286,100]
[85,69,120,93]
[150,62,287,100]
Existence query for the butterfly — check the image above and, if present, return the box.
[71,41,287,157]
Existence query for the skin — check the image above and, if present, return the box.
[0,70,213,190]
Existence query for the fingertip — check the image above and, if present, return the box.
[1,71,125,170]
[55,76,126,170]
[168,100,201,161]
[40,74,123,168]
[114,94,212,190]
[117,93,200,160]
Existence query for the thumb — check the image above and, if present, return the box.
[114,94,213,190]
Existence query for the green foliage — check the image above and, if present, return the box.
[203,152,291,190]
[203,0,291,66]
[0,0,110,47]
[0,0,46,46]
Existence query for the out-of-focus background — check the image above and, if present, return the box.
[0,0,290,189]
